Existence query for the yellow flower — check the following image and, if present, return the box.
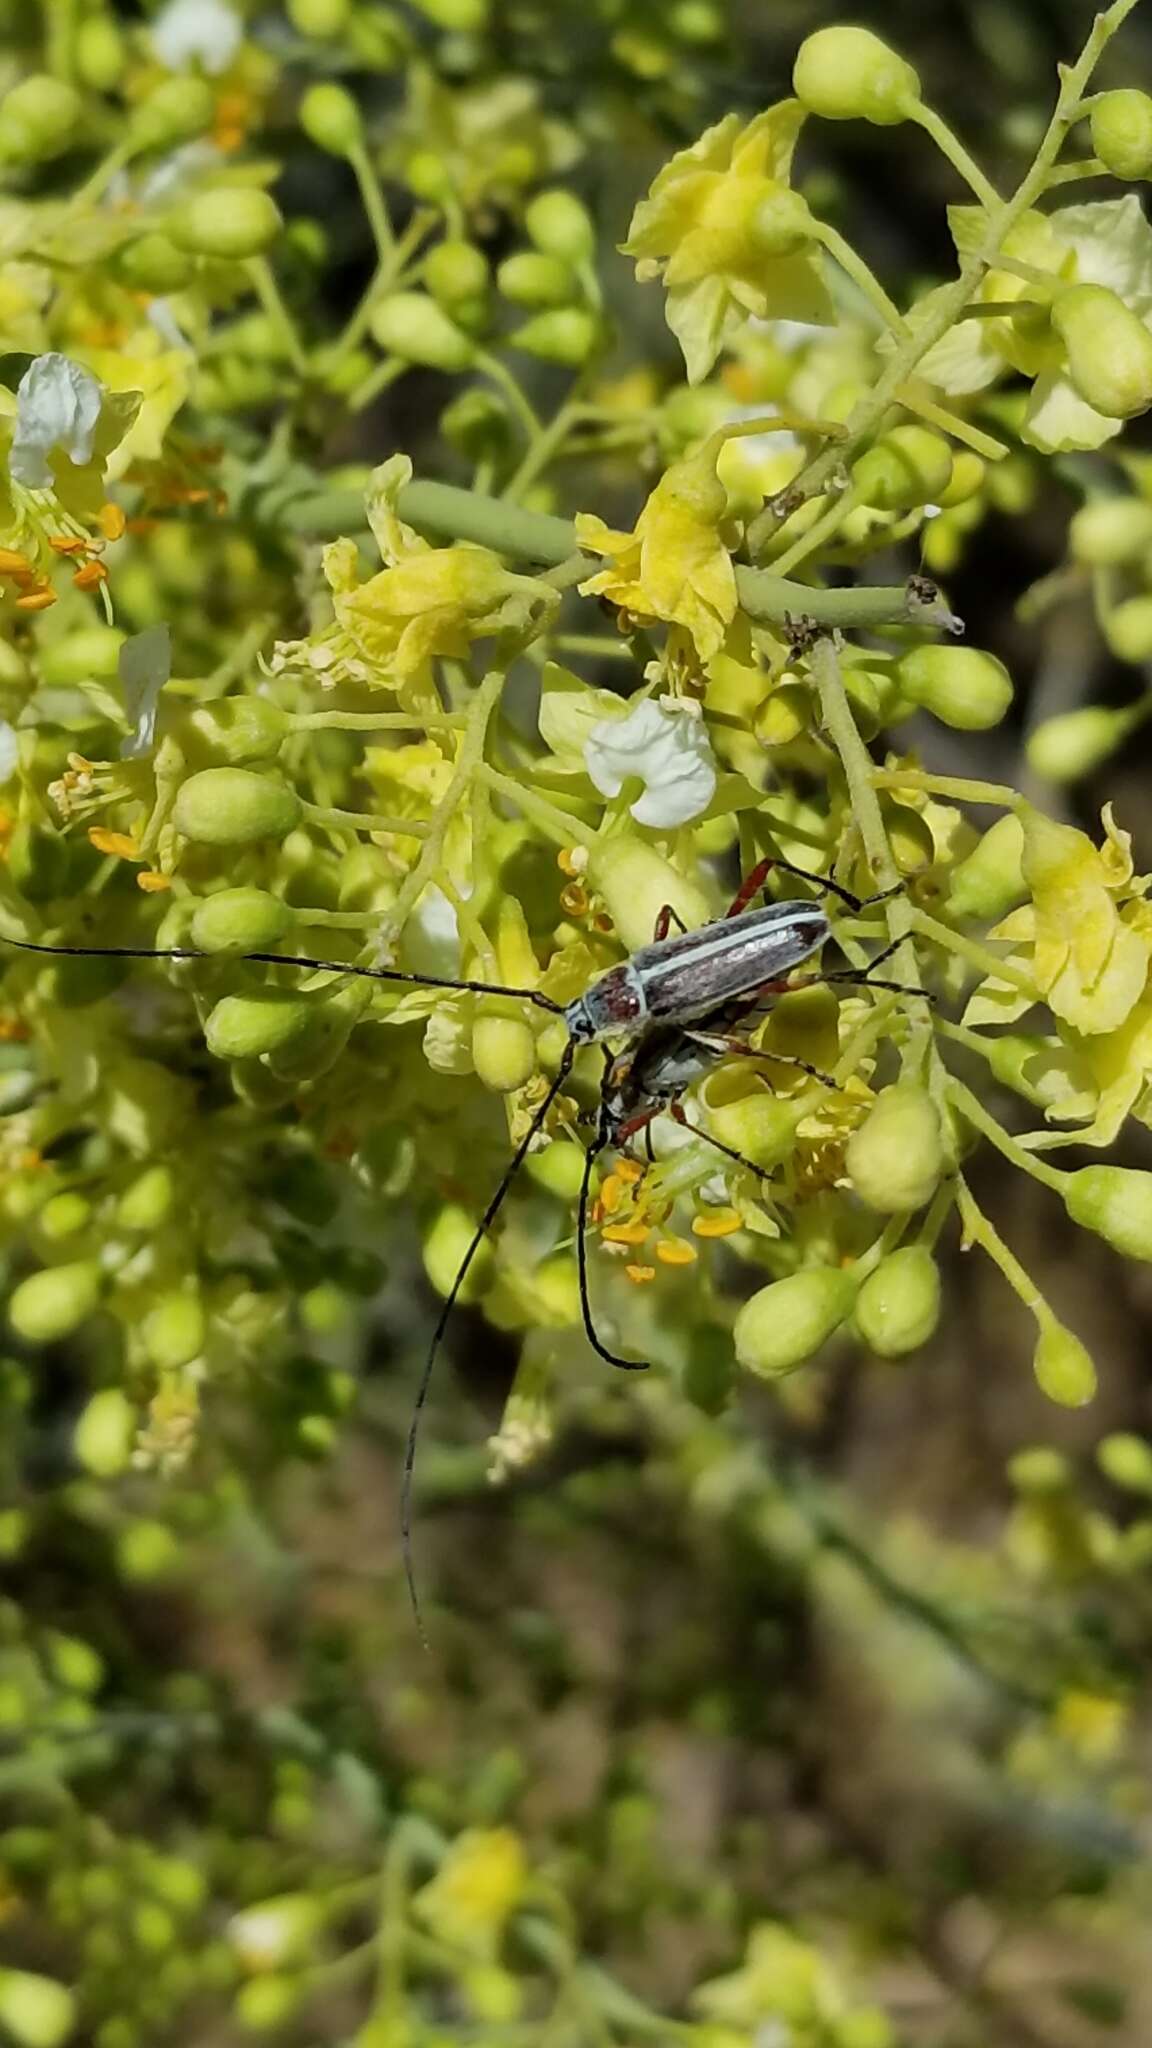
[413,1828,527,1960]
[622,101,833,384]
[575,440,737,661]
[1022,804,1149,1035]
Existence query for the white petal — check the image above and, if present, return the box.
[10,354,104,488]
[152,0,243,74]
[0,721,17,784]
[584,698,716,828]
[119,625,171,760]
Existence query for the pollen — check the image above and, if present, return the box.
[656,1236,698,1266]
[625,1262,657,1284]
[691,1208,743,1239]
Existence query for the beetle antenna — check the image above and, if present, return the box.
[401,1039,579,1645]
[575,1124,651,1377]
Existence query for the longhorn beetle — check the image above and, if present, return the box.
[2,850,918,1631]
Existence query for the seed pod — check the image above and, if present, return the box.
[1068,495,1152,566]
[0,1969,76,2048]
[1106,593,1152,663]
[735,1267,857,1377]
[191,889,292,955]
[74,1388,135,1478]
[585,838,711,953]
[170,188,284,260]
[1064,1164,1152,1261]
[370,292,475,371]
[1098,1432,1152,1493]
[855,1245,941,1356]
[9,1262,101,1345]
[1052,283,1152,420]
[846,1083,945,1214]
[425,239,490,307]
[1090,89,1152,180]
[205,989,318,1061]
[116,1163,176,1233]
[524,189,595,264]
[793,26,920,124]
[0,76,82,161]
[945,812,1026,920]
[852,426,953,512]
[510,309,598,365]
[173,768,301,846]
[1025,705,1132,784]
[896,644,1013,731]
[299,81,362,154]
[130,77,215,151]
[472,1014,538,1093]
[496,251,574,308]
[1033,1317,1097,1407]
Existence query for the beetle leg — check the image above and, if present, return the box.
[653,902,689,940]
[727,852,903,917]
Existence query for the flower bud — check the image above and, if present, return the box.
[1065,1164,1152,1261]
[852,426,953,513]
[854,1245,940,1356]
[793,26,920,125]
[38,1192,92,1242]
[895,644,1013,731]
[735,1267,857,1377]
[441,387,513,463]
[115,1519,180,1583]
[1090,89,1152,180]
[526,1140,588,1201]
[142,1292,206,1371]
[423,1203,492,1303]
[524,188,595,264]
[174,768,301,847]
[945,812,1026,920]
[1105,593,1152,663]
[288,0,352,32]
[170,188,284,261]
[846,1083,945,1213]
[937,450,986,508]
[585,838,711,953]
[1098,1431,1152,1492]
[1033,1317,1096,1407]
[749,184,815,257]
[370,292,475,372]
[425,239,489,306]
[1025,705,1132,784]
[129,77,214,151]
[0,1970,75,2048]
[511,309,598,365]
[76,17,127,91]
[205,989,318,1061]
[496,251,574,308]
[9,1262,101,1345]
[879,797,935,875]
[0,76,82,162]
[116,1164,176,1233]
[701,1085,808,1170]
[299,81,362,155]
[1052,283,1152,420]
[471,1014,537,1092]
[191,888,292,954]
[1068,495,1152,566]
[188,696,290,764]
[74,1388,135,1478]
[117,231,196,293]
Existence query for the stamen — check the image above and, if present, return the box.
[100,503,127,542]
[602,1219,651,1246]
[137,871,173,893]
[691,1208,743,1239]
[88,828,140,859]
[656,1237,697,1266]
[625,1263,657,1284]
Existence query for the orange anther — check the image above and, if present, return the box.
[625,1263,657,1284]
[48,535,88,557]
[614,1157,643,1185]
[560,883,588,918]
[0,548,32,575]
[602,1220,651,1247]
[88,827,139,859]
[137,870,172,893]
[99,502,127,542]
[72,560,108,591]
[598,1172,624,1216]
[656,1237,698,1267]
[557,847,580,877]
[691,1208,744,1239]
[15,588,56,611]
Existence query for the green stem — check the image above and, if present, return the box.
[292,709,465,731]
[918,1178,957,1251]
[349,358,404,414]
[347,138,394,257]
[911,904,1036,996]
[871,768,1022,808]
[478,763,596,848]
[891,383,1009,462]
[948,1076,1069,1194]
[374,667,505,953]
[769,487,858,580]
[909,102,1002,208]
[745,0,1142,559]
[246,257,307,376]
[1042,156,1107,186]
[476,350,542,441]
[956,1172,1048,1316]
[301,800,429,837]
[502,384,588,501]
[813,221,910,334]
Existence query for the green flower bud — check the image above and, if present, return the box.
[749,184,815,257]
[188,696,290,764]
[235,1977,303,2033]
[117,231,195,293]
[170,188,284,261]
[1033,1317,1096,1407]
[423,1204,492,1303]
[896,644,1013,731]
[9,1262,101,1345]
[38,1192,92,1243]
[174,768,301,847]
[0,1970,76,2048]
[74,1387,135,1478]
[937,450,986,508]
[585,838,711,953]
[1052,283,1152,420]
[299,82,362,155]
[984,1032,1061,1104]
[142,1292,206,1371]
[370,292,474,372]
[793,26,920,125]
[854,1245,940,1356]
[191,889,292,955]
[1025,705,1133,784]
[116,1164,176,1233]
[1068,495,1152,566]
[76,17,127,92]
[205,989,318,1061]
[441,388,513,463]
[130,77,214,151]
[510,309,598,364]
[471,1014,537,1093]
[425,239,489,306]
[526,1140,588,1201]
[0,76,82,162]
[852,426,953,512]
[406,149,455,202]
[879,797,935,875]
[846,1083,945,1213]
[1105,593,1152,662]
[945,812,1026,920]
[115,1519,181,1583]
[288,0,352,32]
[1098,1431,1152,1493]
[1008,1445,1070,1493]
[701,1086,807,1170]
[496,250,574,308]
[735,1266,857,1377]
[524,188,595,264]
[1065,1164,1152,1261]
[755,680,811,746]
[1090,89,1152,180]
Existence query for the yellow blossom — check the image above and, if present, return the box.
[575,441,737,661]
[621,101,833,383]
[413,1828,526,1960]
[1021,804,1150,1035]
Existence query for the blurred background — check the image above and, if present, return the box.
[7,4,1152,2046]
